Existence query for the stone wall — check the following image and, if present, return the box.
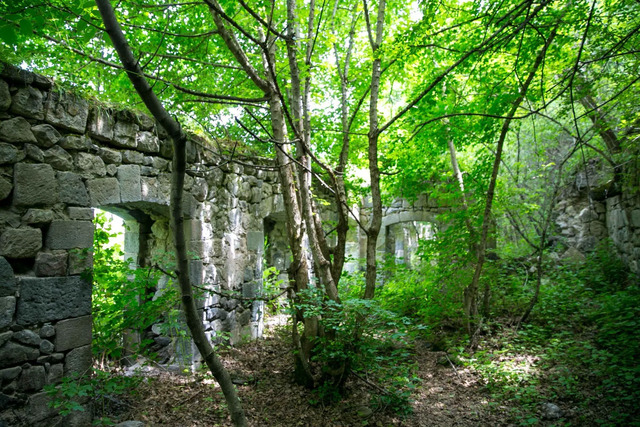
[552,158,640,273]
[0,63,287,426]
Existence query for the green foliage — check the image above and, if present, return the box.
[292,276,421,414]
[91,212,179,362]
[45,368,142,425]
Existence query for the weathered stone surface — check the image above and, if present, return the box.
[9,86,45,120]
[0,117,37,143]
[0,227,42,258]
[46,220,93,250]
[0,296,15,329]
[64,344,92,376]
[68,249,92,275]
[31,124,61,148]
[0,331,11,347]
[136,131,160,153]
[117,164,141,203]
[75,152,106,178]
[87,177,120,206]
[122,149,144,164]
[13,163,59,207]
[0,342,40,368]
[59,134,91,151]
[0,176,11,200]
[22,209,54,225]
[0,256,16,297]
[112,119,138,148]
[98,146,122,164]
[0,142,24,164]
[57,171,89,206]
[0,79,9,111]
[22,391,58,424]
[24,143,44,162]
[17,365,46,392]
[45,91,89,133]
[106,163,117,176]
[39,324,54,338]
[43,145,73,171]
[13,329,41,346]
[67,207,93,221]
[55,315,92,352]
[47,363,63,384]
[16,276,91,325]
[88,107,115,141]
[115,421,145,427]
[35,251,68,277]
[39,339,54,354]
[0,366,21,381]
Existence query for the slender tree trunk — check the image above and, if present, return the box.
[363,0,386,301]
[95,1,247,425]
[465,26,558,339]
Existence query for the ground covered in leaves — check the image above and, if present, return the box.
[100,319,604,426]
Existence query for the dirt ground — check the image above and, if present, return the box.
[108,318,528,427]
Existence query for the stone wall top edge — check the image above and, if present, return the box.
[0,61,274,170]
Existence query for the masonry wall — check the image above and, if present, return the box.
[0,63,286,426]
[552,159,640,273]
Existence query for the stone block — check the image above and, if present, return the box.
[60,134,92,151]
[247,231,264,252]
[0,227,42,258]
[0,296,15,329]
[75,152,106,178]
[0,142,24,164]
[39,324,55,338]
[112,119,138,149]
[122,149,144,164]
[25,143,44,162]
[0,331,11,347]
[0,79,9,111]
[31,124,61,148]
[0,366,21,381]
[13,329,41,346]
[47,363,63,384]
[0,176,11,200]
[16,276,92,325]
[64,344,92,376]
[46,220,93,250]
[45,91,89,133]
[0,117,37,143]
[117,164,141,203]
[87,177,120,206]
[55,315,92,352]
[22,209,54,226]
[88,107,115,141]
[18,365,46,392]
[136,131,160,153]
[58,171,90,206]
[106,163,117,176]
[9,86,45,119]
[35,251,68,277]
[13,163,59,207]
[98,146,122,164]
[0,342,40,368]
[39,339,54,354]
[68,249,92,275]
[68,207,93,221]
[631,210,640,228]
[23,391,58,424]
[0,256,16,297]
[43,145,73,171]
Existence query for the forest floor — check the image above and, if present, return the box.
[103,317,546,427]
[97,314,604,427]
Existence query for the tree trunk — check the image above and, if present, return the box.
[464,26,558,339]
[95,1,247,425]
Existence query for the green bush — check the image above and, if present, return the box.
[91,212,179,362]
